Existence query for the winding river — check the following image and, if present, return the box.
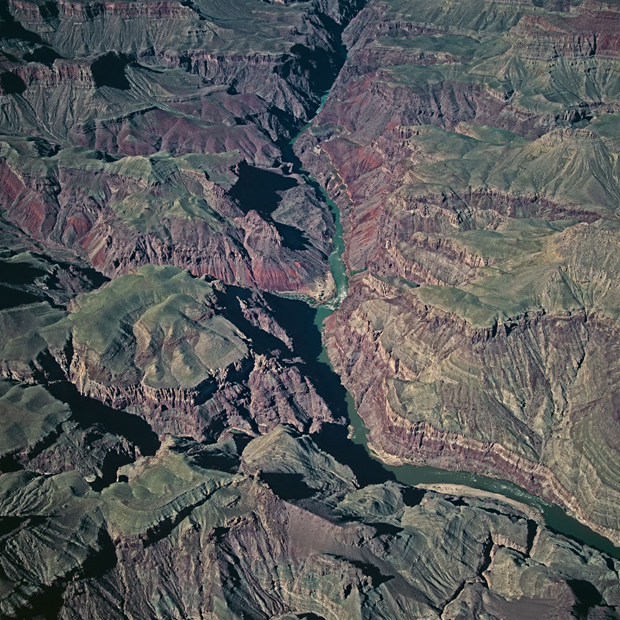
[287,103,620,560]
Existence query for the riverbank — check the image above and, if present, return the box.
[416,483,543,521]
[282,51,620,563]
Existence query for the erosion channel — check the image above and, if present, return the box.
[283,88,620,562]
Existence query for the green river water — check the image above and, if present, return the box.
[292,133,620,560]
[281,87,620,559]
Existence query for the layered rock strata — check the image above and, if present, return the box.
[0,0,370,296]
[0,265,340,446]
[297,0,620,542]
[2,426,619,619]
[0,0,619,616]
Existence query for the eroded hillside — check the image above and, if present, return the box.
[1,0,619,617]
[296,0,620,547]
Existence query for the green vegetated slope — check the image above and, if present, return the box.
[397,123,620,217]
[0,265,247,389]
[413,218,620,326]
[69,265,248,388]
[376,0,620,113]
[0,381,71,459]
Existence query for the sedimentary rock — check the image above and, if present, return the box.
[298,0,620,543]
[0,265,341,445]
[0,0,619,616]
[1,427,619,619]
[0,0,370,296]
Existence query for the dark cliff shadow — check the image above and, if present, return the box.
[274,222,311,251]
[0,284,41,309]
[289,43,340,93]
[23,45,62,66]
[264,293,344,412]
[90,450,135,491]
[230,162,298,217]
[14,584,65,620]
[568,579,603,617]
[0,251,108,302]
[230,161,310,250]
[312,423,394,487]
[188,449,240,474]
[0,260,47,284]
[48,382,160,457]
[213,285,294,358]
[260,473,316,500]
[263,293,393,487]
[402,487,426,507]
[91,53,132,90]
[0,0,44,44]
[0,71,26,95]
[0,454,21,473]
[0,252,108,309]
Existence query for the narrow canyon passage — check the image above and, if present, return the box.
[1,0,619,616]
[283,70,620,559]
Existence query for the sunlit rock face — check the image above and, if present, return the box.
[0,264,342,442]
[297,0,620,544]
[0,0,369,297]
[2,427,620,619]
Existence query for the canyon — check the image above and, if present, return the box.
[297,0,620,549]
[0,0,619,617]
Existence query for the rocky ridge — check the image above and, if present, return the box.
[0,0,372,297]
[0,0,619,616]
[0,264,341,456]
[2,425,620,619]
[297,0,620,544]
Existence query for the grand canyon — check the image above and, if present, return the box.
[1,0,620,617]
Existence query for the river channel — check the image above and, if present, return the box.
[285,93,620,560]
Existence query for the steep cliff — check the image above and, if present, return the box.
[0,265,341,450]
[298,0,620,543]
[2,427,619,619]
[0,0,370,296]
[1,0,619,616]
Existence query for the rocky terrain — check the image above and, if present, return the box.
[0,262,341,455]
[0,0,374,296]
[297,0,620,547]
[3,424,620,619]
[0,0,619,617]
